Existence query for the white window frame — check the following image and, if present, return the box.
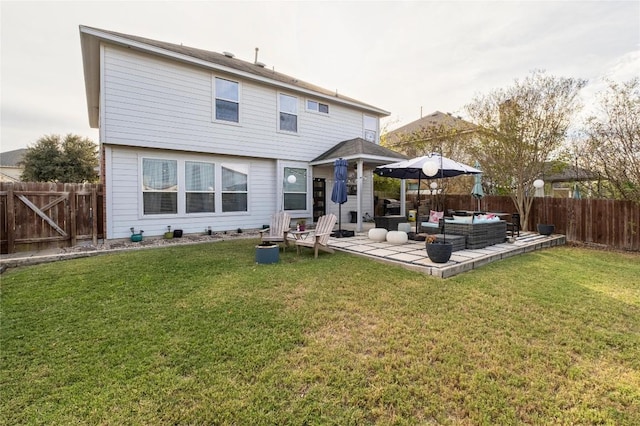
[278,93,298,133]
[139,154,250,217]
[140,157,179,217]
[306,99,329,115]
[220,163,249,213]
[213,76,241,124]
[363,114,378,142]
[279,160,311,215]
[185,161,216,214]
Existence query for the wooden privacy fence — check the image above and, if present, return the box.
[432,194,639,252]
[0,182,104,254]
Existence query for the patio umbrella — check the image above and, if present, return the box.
[471,161,484,211]
[573,184,581,199]
[330,158,349,238]
[375,153,481,235]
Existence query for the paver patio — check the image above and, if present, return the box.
[327,229,566,278]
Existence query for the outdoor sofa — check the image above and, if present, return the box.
[443,215,507,249]
[421,214,507,249]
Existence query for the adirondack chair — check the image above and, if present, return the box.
[296,214,337,258]
[258,211,291,249]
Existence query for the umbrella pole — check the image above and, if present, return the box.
[415,175,421,235]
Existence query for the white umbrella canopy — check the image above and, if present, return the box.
[374,153,481,180]
[374,153,481,236]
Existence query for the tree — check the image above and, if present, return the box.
[381,112,479,199]
[583,78,640,203]
[20,134,99,183]
[465,71,587,230]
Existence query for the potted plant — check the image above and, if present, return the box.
[164,225,173,239]
[297,219,306,231]
[425,234,453,263]
[130,227,144,242]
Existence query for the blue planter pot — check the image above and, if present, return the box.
[255,243,279,264]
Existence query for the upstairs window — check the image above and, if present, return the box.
[279,94,298,132]
[306,100,329,114]
[364,115,378,142]
[215,77,239,122]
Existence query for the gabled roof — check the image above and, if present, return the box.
[0,148,26,167]
[385,111,477,146]
[310,138,407,166]
[79,26,390,128]
[544,162,598,183]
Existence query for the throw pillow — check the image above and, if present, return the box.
[429,210,444,223]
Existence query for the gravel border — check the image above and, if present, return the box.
[0,230,261,271]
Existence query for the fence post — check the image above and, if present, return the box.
[6,185,15,254]
[91,185,98,246]
[68,184,77,247]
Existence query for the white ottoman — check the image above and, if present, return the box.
[397,222,412,233]
[368,228,388,242]
[386,230,408,244]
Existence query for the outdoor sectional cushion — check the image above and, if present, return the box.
[452,215,473,223]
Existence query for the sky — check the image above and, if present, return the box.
[1,0,639,153]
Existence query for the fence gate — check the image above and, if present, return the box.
[1,182,103,254]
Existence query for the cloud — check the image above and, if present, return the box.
[1,0,638,151]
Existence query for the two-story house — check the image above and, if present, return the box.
[79,26,406,239]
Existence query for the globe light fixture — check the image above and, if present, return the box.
[422,160,439,177]
[533,178,545,198]
[429,182,438,189]
[287,174,296,184]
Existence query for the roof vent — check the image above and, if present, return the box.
[222,51,235,58]
[255,61,266,68]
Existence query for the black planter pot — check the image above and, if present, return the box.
[537,224,555,236]
[426,241,453,263]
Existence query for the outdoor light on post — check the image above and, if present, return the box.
[533,178,544,196]
[533,178,554,235]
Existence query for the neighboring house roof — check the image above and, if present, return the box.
[385,111,477,147]
[79,26,390,128]
[0,148,26,167]
[544,162,599,183]
[310,137,407,166]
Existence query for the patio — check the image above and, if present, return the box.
[327,222,566,278]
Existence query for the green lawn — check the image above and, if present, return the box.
[1,239,639,425]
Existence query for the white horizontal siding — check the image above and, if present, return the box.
[105,146,283,239]
[102,46,372,161]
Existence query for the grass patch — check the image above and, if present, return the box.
[2,240,639,424]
